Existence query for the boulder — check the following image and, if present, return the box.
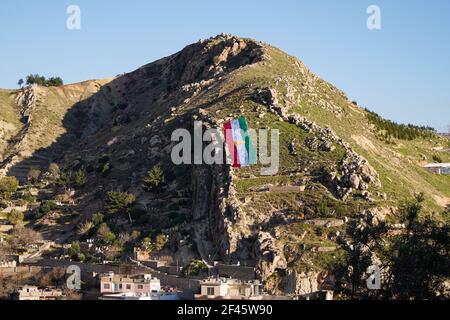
[348,173,360,189]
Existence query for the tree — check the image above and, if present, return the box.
[56,170,71,189]
[97,223,116,245]
[104,244,122,261]
[7,227,42,252]
[380,196,450,299]
[183,259,209,277]
[339,194,450,300]
[35,200,58,219]
[18,79,24,88]
[46,77,64,86]
[143,166,165,192]
[154,234,168,251]
[39,267,66,288]
[26,74,46,86]
[27,168,41,184]
[68,242,81,258]
[105,192,136,223]
[73,170,87,187]
[25,74,63,87]
[6,209,24,226]
[0,176,19,200]
[77,221,94,236]
[20,190,37,205]
[48,163,60,177]
[91,213,104,226]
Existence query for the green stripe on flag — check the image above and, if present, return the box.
[238,116,257,165]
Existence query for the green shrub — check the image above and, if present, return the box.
[77,221,94,236]
[6,209,24,225]
[91,213,104,226]
[77,253,86,262]
[35,200,58,219]
[183,259,209,277]
[21,190,37,204]
[432,154,443,163]
[96,163,111,175]
[97,223,116,245]
[27,168,41,184]
[73,170,87,187]
[143,166,165,192]
[105,192,136,223]
[56,170,71,188]
[0,176,19,199]
[335,206,347,218]
[154,234,168,251]
[68,241,81,258]
[316,200,330,217]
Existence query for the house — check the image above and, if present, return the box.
[0,255,19,268]
[11,286,65,300]
[298,290,334,301]
[100,291,180,300]
[195,277,263,300]
[100,272,161,295]
[424,163,450,175]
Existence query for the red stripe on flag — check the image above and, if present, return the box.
[224,121,240,168]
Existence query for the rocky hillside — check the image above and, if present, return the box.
[0,34,449,296]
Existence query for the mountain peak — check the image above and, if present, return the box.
[0,35,448,299]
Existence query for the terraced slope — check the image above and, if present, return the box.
[0,79,114,181]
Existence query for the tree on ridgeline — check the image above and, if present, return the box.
[25,74,64,87]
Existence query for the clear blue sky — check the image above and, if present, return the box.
[1,0,449,132]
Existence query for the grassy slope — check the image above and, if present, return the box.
[5,80,113,160]
[0,37,447,275]
[247,45,450,212]
[0,89,22,157]
[186,41,450,273]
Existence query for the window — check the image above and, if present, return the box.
[137,285,144,290]
[119,284,122,289]
[206,287,215,296]
[126,284,131,290]
[239,287,246,296]
[103,284,110,289]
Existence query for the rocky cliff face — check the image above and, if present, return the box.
[0,34,448,297]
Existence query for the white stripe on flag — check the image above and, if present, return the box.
[231,119,249,166]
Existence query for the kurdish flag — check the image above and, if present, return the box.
[224,117,256,168]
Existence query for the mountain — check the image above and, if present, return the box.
[0,34,449,297]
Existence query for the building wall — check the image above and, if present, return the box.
[200,283,259,298]
[31,259,200,295]
[214,264,256,280]
[201,284,219,296]
[101,280,159,294]
[425,166,450,175]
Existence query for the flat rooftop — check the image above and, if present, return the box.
[424,163,450,168]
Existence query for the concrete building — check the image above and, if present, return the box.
[424,163,450,175]
[100,291,180,300]
[0,255,18,268]
[11,286,64,300]
[298,290,334,301]
[100,272,161,295]
[195,278,263,300]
